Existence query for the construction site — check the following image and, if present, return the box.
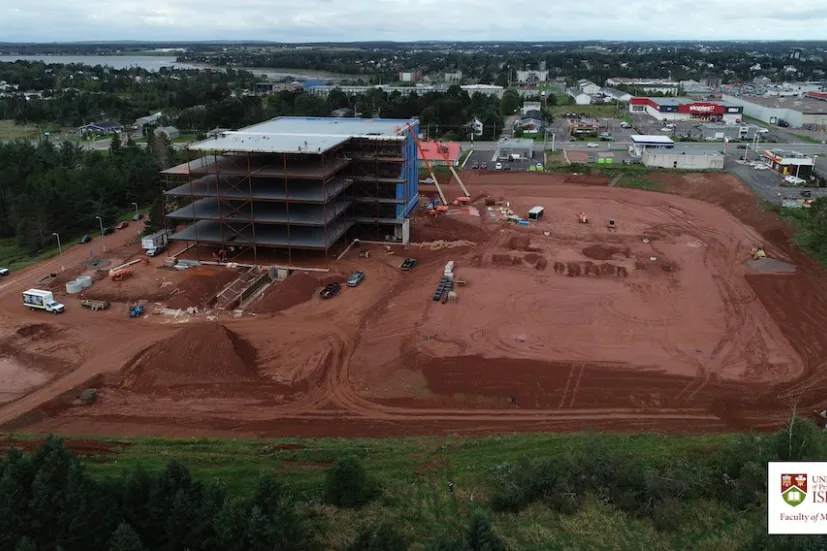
[4,119,827,438]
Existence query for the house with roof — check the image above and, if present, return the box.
[467,117,484,137]
[577,79,601,95]
[417,141,462,167]
[600,87,633,102]
[155,126,181,140]
[135,112,163,129]
[77,121,123,136]
[567,88,593,105]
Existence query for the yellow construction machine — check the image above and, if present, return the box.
[752,245,767,260]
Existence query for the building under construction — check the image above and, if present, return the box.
[162,117,420,262]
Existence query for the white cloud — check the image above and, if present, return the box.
[1,0,825,41]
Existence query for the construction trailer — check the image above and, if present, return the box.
[162,117,420,264]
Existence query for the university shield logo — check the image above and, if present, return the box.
[781,474,808,507]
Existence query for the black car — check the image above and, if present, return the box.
[103,227,115,236]
[801,190,813,198]
[503,165,512,171]
[400,258,417,271]
[319,282,341,299]
[80,234,92,244]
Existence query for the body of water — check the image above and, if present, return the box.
[0,55,346,81]
[0,55,197,71]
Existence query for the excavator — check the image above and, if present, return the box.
[752,245,767,260]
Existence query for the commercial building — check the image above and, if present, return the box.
[761,149,816,178]
[606,78,681,95]
[699,123,759,141]
[643,149,724,170]
[417,141,462,167]
[720,94,827,129]
[515,70,549,84]
[629,135,674,157]
[568,117,600,136]
[495,138,534,160]
[630,97,743,123]
[161,117,420,262]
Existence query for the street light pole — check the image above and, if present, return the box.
[52,232,64,272]
[96,215,106,252]
[132,202,139,218]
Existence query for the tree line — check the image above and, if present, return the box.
[4,418,827,550]
[0,134,177,256]
[173,86,506,141]
[0,61,258,127]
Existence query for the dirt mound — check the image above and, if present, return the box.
[411,215,487,243]
[508,236,532,251]
[491,253,514,266]
[523,253,542,264]
[564,174,610,186]
[16,324,56,339]
[121,323,259,392]
[250,272,318,313]
[535,257,548,270]
[167,268,240,309]
[582,245,630,261]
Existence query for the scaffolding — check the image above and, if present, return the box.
[162,119,418,262]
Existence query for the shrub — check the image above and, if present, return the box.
[323,456,376,509]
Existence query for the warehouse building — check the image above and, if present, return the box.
[643,149,724,170]
[720,94,827,129]
[495,138,534,160]
[161,117,419,262]
[699,123,760,141]
[630,97,743,123]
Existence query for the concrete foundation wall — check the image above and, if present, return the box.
[643,151,724,170]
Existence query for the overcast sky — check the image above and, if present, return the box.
[2,0,826,42]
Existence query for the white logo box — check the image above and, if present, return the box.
[768,462,827,534]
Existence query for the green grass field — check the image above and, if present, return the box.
[0,120,44,141]
[3,432,757,550]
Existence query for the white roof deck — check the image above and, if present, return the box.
[630,135,675,145]
[187,116,418,155]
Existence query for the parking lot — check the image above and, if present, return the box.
[464,148,541,172]
[726,158,827,203]
[550,115,636,146]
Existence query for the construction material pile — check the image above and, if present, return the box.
[166,268,239,309]
[249,272,318,313]
[120,323,259,392]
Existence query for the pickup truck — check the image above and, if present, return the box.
[81,299,110,311]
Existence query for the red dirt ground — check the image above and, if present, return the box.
[4,170,827,439]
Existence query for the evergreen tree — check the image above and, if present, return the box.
[108,522,145,551]
[109,132,122,155]
[145,193,166,234]
[0,448,33,551]
[464,513,506,551]
[13,538,37,551]
[324,456,375,508]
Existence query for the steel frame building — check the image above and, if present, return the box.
[162,117,419,263]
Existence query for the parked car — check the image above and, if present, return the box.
[319,282,341,299]
[481,162,487,170]
[586,142,599,148]
[115,221,129,230]
[756,128,769,134]
[103,227,115,235]
[79,234,92,244]
[0,267,9,277]
[622,159,642,165]
[471,162,479,169]
[400,258,417,271]
[801,190,813,198]
[347,271,365,287]
[503,164,512,170]
[133,213,145,221]
[620,122,632,129]
[753,164,769,171]
[494,162,503,170]
[736,145,747,150]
